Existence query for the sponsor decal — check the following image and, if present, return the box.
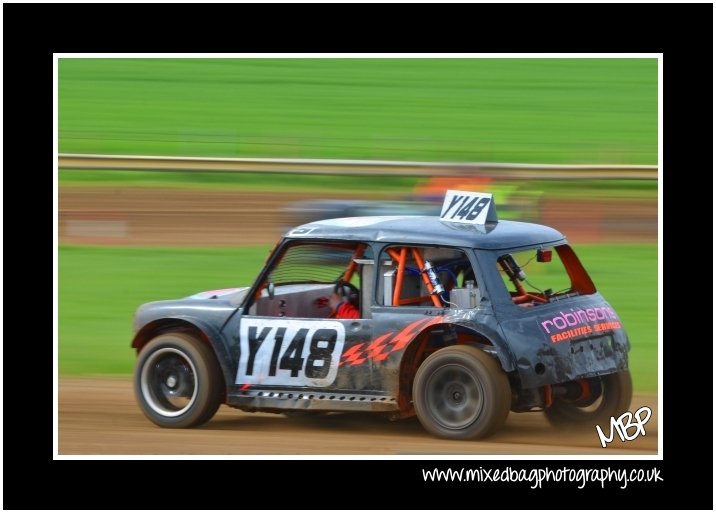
[539,307,622,343]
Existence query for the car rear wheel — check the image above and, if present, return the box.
[544,370,632,430]
[413,345,511,440]
[134,332,224,428]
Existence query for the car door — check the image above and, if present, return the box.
[235,314,375,392]
[234,240,380,395]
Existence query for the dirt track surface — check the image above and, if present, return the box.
[58,377,658,456]
[59,187,656,246]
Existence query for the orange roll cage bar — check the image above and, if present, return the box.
[386,246,443,308]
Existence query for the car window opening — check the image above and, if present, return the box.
[248,242,371,319]
[380,246,479,309]
[497,244,595,308]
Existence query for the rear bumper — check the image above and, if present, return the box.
[514,331,629,388]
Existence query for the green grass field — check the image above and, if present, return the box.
[58,168,658,205]
[58,243,657,393]
[59,58,657,164]
[58,168,424,193]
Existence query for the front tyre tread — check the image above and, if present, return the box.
[134,332,224,428]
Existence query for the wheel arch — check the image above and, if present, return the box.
[132,318,232,398]
[397,322,512,416]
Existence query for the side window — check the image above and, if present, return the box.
[249,242,371,319]
[496,245,595,307]
[377,245,479,308]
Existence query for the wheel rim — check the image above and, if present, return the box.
[559,378,604,413]
[572,378,604,410]
[141,347,198,417]
[424,363,483,430]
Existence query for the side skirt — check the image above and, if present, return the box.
[226,388,399,413]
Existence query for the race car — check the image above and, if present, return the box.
[131,190,631,440]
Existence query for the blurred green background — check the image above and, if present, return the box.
[59,58,656,163]
[58,58,658,394]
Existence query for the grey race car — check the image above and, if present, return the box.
[131,193,631,440]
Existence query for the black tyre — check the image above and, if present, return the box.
[544,370,632,430]
[412,345,511,440]
[134,333,224,428]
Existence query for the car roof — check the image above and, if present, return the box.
[285,215,566,250]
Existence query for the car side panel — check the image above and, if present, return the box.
[497,294,630,388]
[232,315,374,390]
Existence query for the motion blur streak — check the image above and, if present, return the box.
[58,182,656,246]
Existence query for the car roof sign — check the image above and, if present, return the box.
[440,190,497,225]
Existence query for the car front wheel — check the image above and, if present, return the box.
[134,332,223,428]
